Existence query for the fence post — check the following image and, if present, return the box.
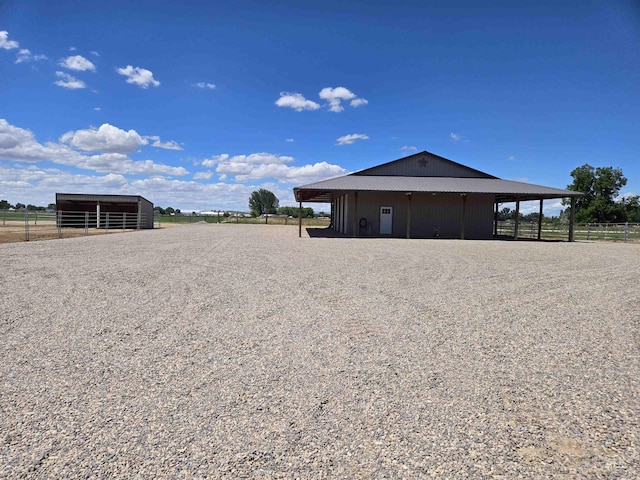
[57,210,62,238]
[85,211,89,236]
[624,222,629,243]
[106,212,110,232]
[24,210,30,241]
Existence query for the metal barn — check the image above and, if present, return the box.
[56,193,154,230]
[294,151,583,241]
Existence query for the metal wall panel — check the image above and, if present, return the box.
[353,192,494,239]
[354,152,493,178]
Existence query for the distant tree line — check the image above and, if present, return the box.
[0,200,56,211]
[154,206,182,215]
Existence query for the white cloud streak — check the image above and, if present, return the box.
[0,119,187,177]
[117,65,160,88]
[195,82,216,90]
[319,87,368,112]
[336,133,369,145]
[54,71,86,89]
[0,31,19,50]
[144,135,183,151]
[59,55,96,72]
[275,92,320,111]
[15,49,47,64]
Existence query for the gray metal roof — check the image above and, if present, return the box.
[56,193,152,204]
[294,176,583,203]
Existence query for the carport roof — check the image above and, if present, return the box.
[294,176,583,203]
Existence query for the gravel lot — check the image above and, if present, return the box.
[1,224,639,478]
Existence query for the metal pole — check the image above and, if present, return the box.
[514,197,520,240]
[24,210,29,241]
[406,193,412,239]
[57,210,62,238]
[537,199,543,240]
[624,222,629,243]
[460,194,466,240]
[568,197,576,242]
[298,201,302,237]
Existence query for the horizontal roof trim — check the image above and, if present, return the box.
[294,176,583,203]
[56,193,152,204]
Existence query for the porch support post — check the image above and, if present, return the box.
[460,194,467,240]
[514,196,520,240]
[537,198,544,240]
[568,197,576,242]
[330,200,334,231]
[494,200,499,237]
[406,193,412,239]
[352,191,358,238]
[96,202,100,229]
[298,201,302,237]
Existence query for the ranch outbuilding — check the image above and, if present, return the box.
[294,151,583,241]
[56,193,154,230]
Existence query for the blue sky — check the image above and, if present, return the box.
[1,0,638,215]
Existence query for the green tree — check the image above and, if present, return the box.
[0,200,12,210]
[165,206,175,215]
[249,189,279,215]
[566,164,628,223]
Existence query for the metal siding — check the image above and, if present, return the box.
[356,152,492,178]
[354,192,494,239]
[464,194,494,239]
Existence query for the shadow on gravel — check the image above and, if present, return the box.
[306,228,349,238]
[307,228,569,241]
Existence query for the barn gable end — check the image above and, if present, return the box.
[353,151,496,178]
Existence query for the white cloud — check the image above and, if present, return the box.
[117,65,160,88]
[275,92,320,111]
[336,133,369,145]
[0,119,188,177]
[0,31,19,50]
[61,124,147,154]
[94,107,101,111]
[450,132,461,142]
[59,55,96,72]
[286,138,294,142]
[401,145,417,152]
[350,98,368,108]
[90,51,100,57]
[15,48,47,64]
[319,87,367,112]
[205,151,347,184]
[69,46,77,51]
[195,82,216,90]
[194,171,213,180]
[54,71,86,89]
[144,135,183,151]
[508,155,515,161]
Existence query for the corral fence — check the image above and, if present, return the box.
[0,210,330,244]
[156,213,330,226]
[0,210,154,243]
[497,221,640,242]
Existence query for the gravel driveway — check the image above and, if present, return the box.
[1,224,638,478]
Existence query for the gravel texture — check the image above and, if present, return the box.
[1,224,639,478]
